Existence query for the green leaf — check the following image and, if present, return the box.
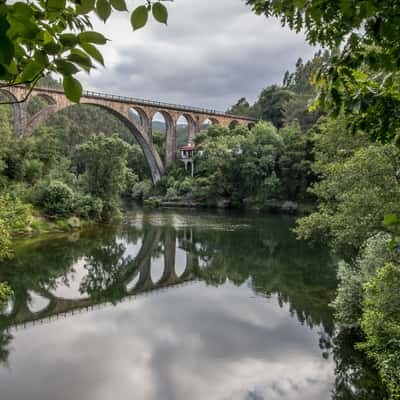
[18,60,43,83]
[152,2,168,24]
[131,5,148,30]
[63,75,83,103]
[55,59,79,75]
[76,0,96,14]
[0,36,15,65]
[43,41,61,55]
[111,0,127,12]
[96,0,112,22]
[47,0,66,10]
[12,2,33,18]
[78,31,108,45]
[59,33,79,47]
[68,49,93,71]
[80,43,104,66]
[384,214,399,226]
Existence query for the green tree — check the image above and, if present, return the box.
[278,122,314,201]
[295,144,400,256]
[257,85,295,128]
[77,133,131,219]
[359,263,400,399]
[246,0,400,143]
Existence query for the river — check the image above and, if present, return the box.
[0,209,384,399]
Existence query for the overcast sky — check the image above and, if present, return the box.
[79,0,315,111]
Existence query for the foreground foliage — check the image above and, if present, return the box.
[0,0,170,102]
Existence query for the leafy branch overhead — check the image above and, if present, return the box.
[246,0,400,144]
[0,0,171,102]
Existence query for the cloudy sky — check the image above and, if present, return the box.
[79,0,315,111]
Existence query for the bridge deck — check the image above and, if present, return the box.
[24,85,258,122]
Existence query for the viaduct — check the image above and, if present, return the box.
[1,86,258,183]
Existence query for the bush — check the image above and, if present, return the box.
[39,180,74,217]
[165,187,179,200]
[74,193,103,220]
[0,194,32,234]
[131,180,152,201]
[22,159,44,183]
[333,233,396,329]
[0,282,13,307]
[359,263,400,399]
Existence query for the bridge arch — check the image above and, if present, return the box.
[30,92,57,105]
[229,120,239,130]
[176,114,196,147]
[25,101,164,183]
[128,106,150,133]
[201,117,220,131]
[0,88,26,136]
[25,93,58,134]
[151,110,176,167]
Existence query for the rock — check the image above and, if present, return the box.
[67,217,81,229]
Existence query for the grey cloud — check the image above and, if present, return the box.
[79,0,315,110]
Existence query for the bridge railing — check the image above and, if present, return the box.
[7,84,257,121]
[83,89,256,120]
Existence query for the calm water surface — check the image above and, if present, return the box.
[0,209,383,399]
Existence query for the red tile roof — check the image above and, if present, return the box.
[179,144,196,151]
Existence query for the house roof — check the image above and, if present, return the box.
[179,144,196,151]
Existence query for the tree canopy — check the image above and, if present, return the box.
[246,0,400,143]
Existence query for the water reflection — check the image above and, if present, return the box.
[0,210,384,399]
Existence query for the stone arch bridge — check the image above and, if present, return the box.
[1,86,258,182]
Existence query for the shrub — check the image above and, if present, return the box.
[131,180,152,201]
[22,159,44,183]
[74,193,103,220]
[359,263,400,399]
[0,282,13,307]
[333,233,396,329]
[0,194,32,234]
[39,180,74,217]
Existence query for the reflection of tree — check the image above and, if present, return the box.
[0,330,12,366]
[80,239,132,303]
[331,330,387,399]
[189,217,337,334]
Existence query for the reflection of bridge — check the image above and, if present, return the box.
[1,227,199,331]
[2,86,257,182]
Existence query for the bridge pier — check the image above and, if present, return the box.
[13,102,27,137]
[165,122,177,168]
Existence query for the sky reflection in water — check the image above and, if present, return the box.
[0,209,340,400]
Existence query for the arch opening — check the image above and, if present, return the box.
[0,89,25,136]
[229,120,239,130]
[201,117,219,131]
[150,253,165,284]
[128,107,149,133]
[152,112,167,164]
[176,114,196,148]
[152,111,175,167]
[27,290,51,314]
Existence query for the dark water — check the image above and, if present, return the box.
[0,209,384,400]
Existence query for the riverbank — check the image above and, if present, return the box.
[12,213,96,238]
[144,196,315,215]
